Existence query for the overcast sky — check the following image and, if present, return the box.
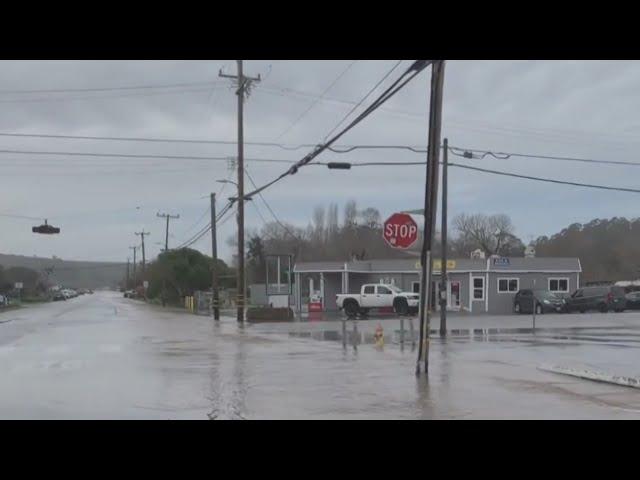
[1,60,640,264]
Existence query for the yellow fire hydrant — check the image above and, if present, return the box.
[374,324,384,349]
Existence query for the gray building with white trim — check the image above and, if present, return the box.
[293,256,581,315]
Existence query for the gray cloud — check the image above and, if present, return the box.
[1,60,639,263]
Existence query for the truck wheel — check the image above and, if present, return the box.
[394,298,409,316]
[344,300,359,318]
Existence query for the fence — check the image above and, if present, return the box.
[193,289,234,316]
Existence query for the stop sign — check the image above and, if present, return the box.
[383,213,419,249]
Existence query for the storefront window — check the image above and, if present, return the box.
[473,277,484,300]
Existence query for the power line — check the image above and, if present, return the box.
[47,264,127,271]
[0,148,295,164]
[238,60,433,202]
[178,209,231,250]
[245,168,299,239]
[276,60,358,140]
[0,131,429,153]
[446,162,640,194]
[249,196,269,226]
[0,212,45,221]
[174,201,235,250]
[323,60,404,141]
[0,80,222,95]
[180,207,211,237]
[448,146,640,168]
[0,86,221,104]
[314,159,640,194]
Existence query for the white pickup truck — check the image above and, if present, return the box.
[336,284,420,317]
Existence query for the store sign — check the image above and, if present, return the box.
[493,257,510,267]
[414,260,457,270]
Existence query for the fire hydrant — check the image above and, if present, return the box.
[374,324,384,348]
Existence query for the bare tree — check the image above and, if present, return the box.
[343,200,358,228]
[326,203,339,242]
[453,213,520,257]
[359,207,381,229]
[312,206,326,243]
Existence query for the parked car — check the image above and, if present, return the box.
[336,284,419,317]
[61,289,77,299]
[514,289,566,314]
[624,291,640,310]
[123,290,136,299]
[565,286,627,313]
[53,292,67,301]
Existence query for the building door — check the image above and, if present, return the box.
[375,285,394,308]
[448,281,461,310]
[431,282,438,311]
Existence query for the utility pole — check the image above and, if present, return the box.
[211,193,220,320]
[157,213,178,307]
[126,257,130,289]
[439,138,449,337]
[135,231,150,275]
[129,246,138,287]
[220,60,261,324]
[417,60,446,376]
[157,212,179,251]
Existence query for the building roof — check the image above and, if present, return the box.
[293,261,346,273]
[294,257,582,274]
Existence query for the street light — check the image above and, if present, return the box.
[217,179,253,201]
[217,179,238,187]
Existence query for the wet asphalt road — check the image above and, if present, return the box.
[1,291,639,419]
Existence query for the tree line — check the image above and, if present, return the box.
[239,200,637,285]
[131,206,638,302]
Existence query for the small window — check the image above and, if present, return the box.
[377,286,392,295]
[472,277,484,301]
[549,278,569,293]
[497,278,519,293]
[363,286,375,294]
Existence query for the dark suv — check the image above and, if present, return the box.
[514,289,566,314]
[565,286,627,313]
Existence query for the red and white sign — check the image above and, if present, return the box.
[383,213,419,249]
[308,302,323,313]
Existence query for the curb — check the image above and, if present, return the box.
[538,365,640,389]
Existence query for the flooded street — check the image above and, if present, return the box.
[1,291,639,419]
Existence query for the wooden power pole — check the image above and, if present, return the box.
[440,138,449,337]
[135,231,150,275]
[417,60,446,376]
[129,246,138,286]
[157,212,179,251]
[219,60,261,324]
[210,192,220,320]
[157,213,179,306]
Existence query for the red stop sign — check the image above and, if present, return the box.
[383,213,419,249]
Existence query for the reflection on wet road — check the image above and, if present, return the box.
[1,291,639,419]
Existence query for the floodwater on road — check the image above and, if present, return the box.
[0,291,639,419]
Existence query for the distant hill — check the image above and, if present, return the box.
[0,253,126,289]
[534,217,640,283]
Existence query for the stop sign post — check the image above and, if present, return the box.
[383,213,418,249]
